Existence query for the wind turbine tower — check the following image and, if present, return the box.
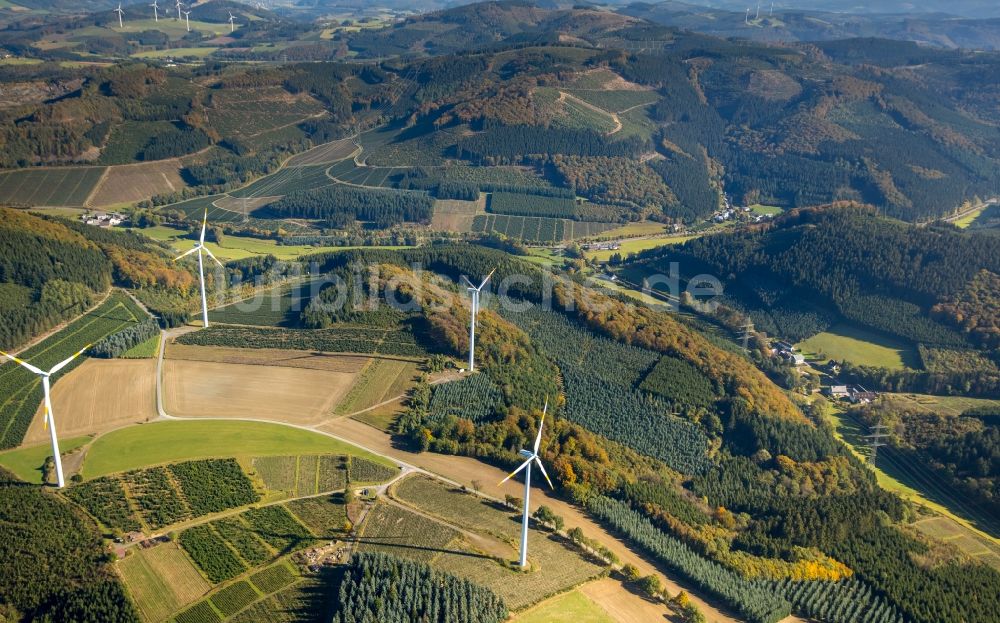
[114,3,125,28]
[175,0,183,20]
[499,400,554,569]
[462,268,495,372]
[182,10,191,31]
[174,209,224,328]
[0,346,91,488]
[151,0,159,21]
[228,11,236,32]
[755,1,760,20]
[745,7,750,24]
[770,1,774,16]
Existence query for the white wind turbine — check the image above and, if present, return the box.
[461,268,495,372]
[0,346,91,488]
[228,11,236,32]
[175,0,183,20]
[182,9,191,31]
[151,0,158,21]
[499,400,553,569]
[114,3,125,28]
[174,209,224,328]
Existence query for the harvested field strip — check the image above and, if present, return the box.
[118,542,211,623]
[337,357,418,415]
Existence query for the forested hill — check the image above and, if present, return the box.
[3,2,1000,222]
[640,205,1000,354]
[341,2,1000,221]
[0,208,198,349]
[622,2,1000,51]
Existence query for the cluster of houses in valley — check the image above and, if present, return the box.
[772,341,806,366]
[713,205,776,224]
[80,211,124,227]
[582,241,621,252]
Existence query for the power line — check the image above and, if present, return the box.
[738,319,755,354]
[863,423,889,466]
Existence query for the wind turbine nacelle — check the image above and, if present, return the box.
[519,449,535,459]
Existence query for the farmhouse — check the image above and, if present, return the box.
[81,211,124,227]
[825,385,850,398]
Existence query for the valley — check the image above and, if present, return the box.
[0,1,999,622]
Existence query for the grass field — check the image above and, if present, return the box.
[88,160,187,207]
[349,399,405,432]
[118,542,211,623]
[953,204,987,228]
[798,323,919,369]
[580,220,669,239]
[881,393,1000,417]
[0,166,106,206]
[584,235,697,262]
[131,47,218,59]
[749,204,784,216]
[513,589,614,622]
[912,516,1000,570]
[122,335,161,359]
[163,359,360,423]
[335,357,419,416]
[134,226,321,261]
[0,435,90,483]
[395,475,605,609]
[82,420,393,478]
[23,358,157,445]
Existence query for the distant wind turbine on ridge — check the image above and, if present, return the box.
[114,2,125,28]
[0,346,91,488]
[151,0,159,21]
[228,10,236,32]
[174,209,223,328]
[500,400,554,569]
[461,268,495,372]
[182,10,191,31]
[175,0,183,21]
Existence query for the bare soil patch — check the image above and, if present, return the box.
[163,359,357,424]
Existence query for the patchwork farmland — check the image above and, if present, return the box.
[0,166,106,206]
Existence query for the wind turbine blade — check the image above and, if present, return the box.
[460,275,475,289]
[202,246,225,268]
[533,399,547,454]
[479,267,497,290]
[498,457,532,486]
[0,351,44,376]
[48,344,91,375]
[534,456,554,489]
[174,246,199,261]
[200,209,208,244]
